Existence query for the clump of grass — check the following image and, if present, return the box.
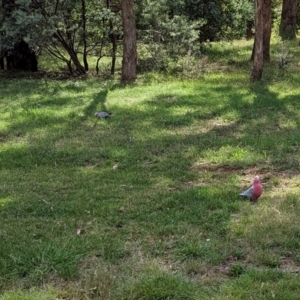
[275,42,293,75]
[120,271,210,300]
[229,263,246,277]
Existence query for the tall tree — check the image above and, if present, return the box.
[251,0,272,62]
[251,0,264,81]
[107,0,121,75]
[280,0,297,40]
[121,0,137,83]
[262,0,272,62]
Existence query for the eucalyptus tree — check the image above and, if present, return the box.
[251,0,272,62]
[121,0,137,83]
[251,0,263,81]
[279,0,297,40]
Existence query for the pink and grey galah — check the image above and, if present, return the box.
[239,175,263,202]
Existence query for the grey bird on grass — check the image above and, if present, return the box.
[95,111,112,119]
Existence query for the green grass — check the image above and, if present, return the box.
[1,40,300,299]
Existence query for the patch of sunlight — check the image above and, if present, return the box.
[205,73,226,80]
[171,106,194,116]
[0,120,9,131]
[145,117,237,138]
[230,174,300,241]
[278,119,298,130]
[229,204,282,238]
[0,197,13,208]
[211,117,236,125]
[152,176,173,189]
[221,110,241,122]
[1,140,28,151]
[267,174,300,198]
[0,288,59,300]
[110,148,129,160]
[202,145,264,165]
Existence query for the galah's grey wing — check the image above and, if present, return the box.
[239,186,253,198]
[96,111,112,118]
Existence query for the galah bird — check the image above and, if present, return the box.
[95,111,112,119]
[239,175,263,202]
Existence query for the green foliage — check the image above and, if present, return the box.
[221,0,254,39]
[0,0,120,74]
[183,0,253,41]
[136,0,204,71]
[0,0,43,51]
[275,42,293,75]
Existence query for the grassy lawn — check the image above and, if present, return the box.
[1,40,300,299]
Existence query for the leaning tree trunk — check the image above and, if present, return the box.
[54,31,86,75]
[251,0,264,81]
[121,0,137,83]
[279,0,297,40]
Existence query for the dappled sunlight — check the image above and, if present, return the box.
[0,196,16,209]
[228,172,300,270]
[278,118,298,130]
[2,43,300,298]
[0,120,10,133]
[1,139,28,152]
[201,145,266,166]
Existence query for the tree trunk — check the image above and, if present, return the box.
[263,0,272,62]
[54,31,86,75]
[121,0,137,83]
[246,21,254,40]
[107,0,118,75]
[251,0,264,81]
[0,56,4,70]
[251,0,272,62]
[110,29,117,75]
[279,0,297,40]
[81,0,89,71]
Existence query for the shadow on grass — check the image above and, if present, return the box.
[1,74,300,295]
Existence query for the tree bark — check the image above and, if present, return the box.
[110,29,117,75]
[251,0,272,62]
[246,21,254,40]
[0,56,4,70]
[121,0,137,83]
[251,0,264,81]
[263,0,271,62]
[107,0,118,75]
[279,0,297,40]
[81,0,89,71]
[54,31,86,75]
